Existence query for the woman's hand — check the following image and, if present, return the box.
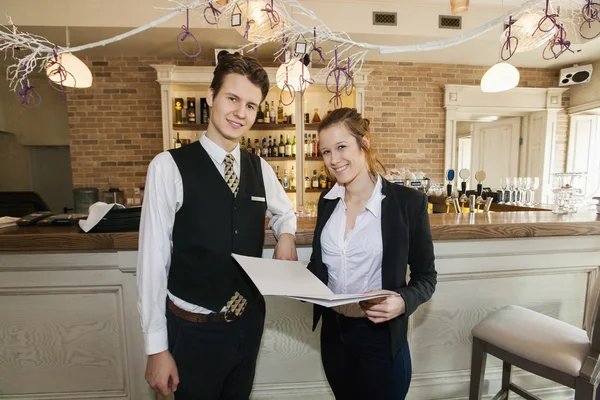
[359,290,406,323]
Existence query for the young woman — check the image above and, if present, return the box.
[307,107,437,399]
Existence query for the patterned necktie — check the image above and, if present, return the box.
[224,154,239,196]
[223,154,246,318]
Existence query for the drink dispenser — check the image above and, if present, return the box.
[103,188,125,205]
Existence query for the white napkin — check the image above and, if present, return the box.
[78,202,125,233]
[0,216,20,229]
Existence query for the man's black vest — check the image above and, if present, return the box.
[167,141,266,311]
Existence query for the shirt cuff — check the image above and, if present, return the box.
[144,328,169,355]
[277,227,296,240]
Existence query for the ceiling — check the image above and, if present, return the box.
[4,0,600,68]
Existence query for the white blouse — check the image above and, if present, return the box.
[321,176,385,317]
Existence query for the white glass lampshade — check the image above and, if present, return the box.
[234,0,286,43]
[480,63,520,93]
[276,58,310,92]
[46,53,93,88]
[501,11,556,53]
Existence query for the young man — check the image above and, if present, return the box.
[137,54,297,399]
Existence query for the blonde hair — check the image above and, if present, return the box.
[317,107,386,181]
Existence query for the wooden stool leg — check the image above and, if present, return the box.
[575,378,595,400]
[469,337,488,400]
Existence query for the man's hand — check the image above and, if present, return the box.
[359,290,406,323]
[145,350,179,396]
[273,233,298,261]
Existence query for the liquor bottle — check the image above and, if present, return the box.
[256,104,264,124]
[174,98,184,124]
[304,134,309,156]
[311,170,319,189]
[240,136,247,151]
[174,132,182,149]
[267,138,272,157]
[270,101,276,124]
[261,138,268,158]
[277,101,284,124]
[247,138,253,154]
[311,108,321,124]
[282,169,290,190]
[290,166,296,191]
[291,135,296,157]
[278,135,285,157]
[284,135,292,157]
[187,98,196,123]
[304,168,310,189]
[200,98,209,124]
[275,165,282,186]
[182,105,188,124]
[283,113,288,124]
[312,134,318,157]
[254,139,260,156]
[327,176,333,189]
[265,101,270,117]
[271,139,278,157]
[319,167,328,189]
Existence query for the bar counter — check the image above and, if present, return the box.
[1,211,599,400]
[1,211,599,251]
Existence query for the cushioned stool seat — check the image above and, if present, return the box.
[473,305,590,377]
[468,277,600,400]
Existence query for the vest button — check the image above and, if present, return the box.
[234,229,239,234]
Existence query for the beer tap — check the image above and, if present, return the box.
[475,170,487,212]
[445,169,455,213]
[458,168,470,212]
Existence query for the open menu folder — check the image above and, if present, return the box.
[232,254,392,307]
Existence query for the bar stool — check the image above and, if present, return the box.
[469,277,600,400]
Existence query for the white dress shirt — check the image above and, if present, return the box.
[321,176,385,317]
[137,133,296,355]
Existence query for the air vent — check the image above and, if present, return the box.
[373,12,397,26]
[439,15,462,29]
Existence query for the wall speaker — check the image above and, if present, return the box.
[559,64,593,86]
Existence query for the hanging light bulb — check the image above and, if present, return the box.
[481,63,520,93]
[234,0,286,43]
[276,57,310,92]
[501,11,556,53]
[450,0,469,15]
[46,52,93,88]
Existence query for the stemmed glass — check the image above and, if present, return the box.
[529,177,540,206]
[506,177,515,205]
[517,177,527,206]
[499,177,507,204]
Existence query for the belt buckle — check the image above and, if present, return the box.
[224,310,238,322]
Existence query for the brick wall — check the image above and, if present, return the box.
[362,62,566,182]
[68,57,567,196]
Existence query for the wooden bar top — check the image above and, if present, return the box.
[0,212,599,252]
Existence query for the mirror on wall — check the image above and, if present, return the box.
[453,117,521,192]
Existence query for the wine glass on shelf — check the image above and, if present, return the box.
[499,177,507,204]
[506,177,514,205]
[517,177,527,206]
[530,176,540,206]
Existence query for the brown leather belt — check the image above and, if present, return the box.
[167,298,239,323]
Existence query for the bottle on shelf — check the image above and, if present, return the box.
[312,134,318,157]
[270,101,276,124]
[311,169,319,189]
[256,104,265,124]
[261,138,268,158]
[284,135,292,157]
[282,169,290,190]
[283,112,288,124]
[304,168,310,189]
[327,176,333,189]
[278,135,285,158]
[254,139,260,156]
[275,165,282,186]
[319,167,328,189]
[200,98,209,124]
[304,134,309,156]
[267,137,272,157]
[290,166,296,191]
[187,98,196,124]
[311,108,321,124]
[271,139,278,157]
[174,132,182,149]
[277,100,284,124]
[291,135,296,157]
[247,138,253,154]
[240,136,247,151]
[182,105,188,124]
